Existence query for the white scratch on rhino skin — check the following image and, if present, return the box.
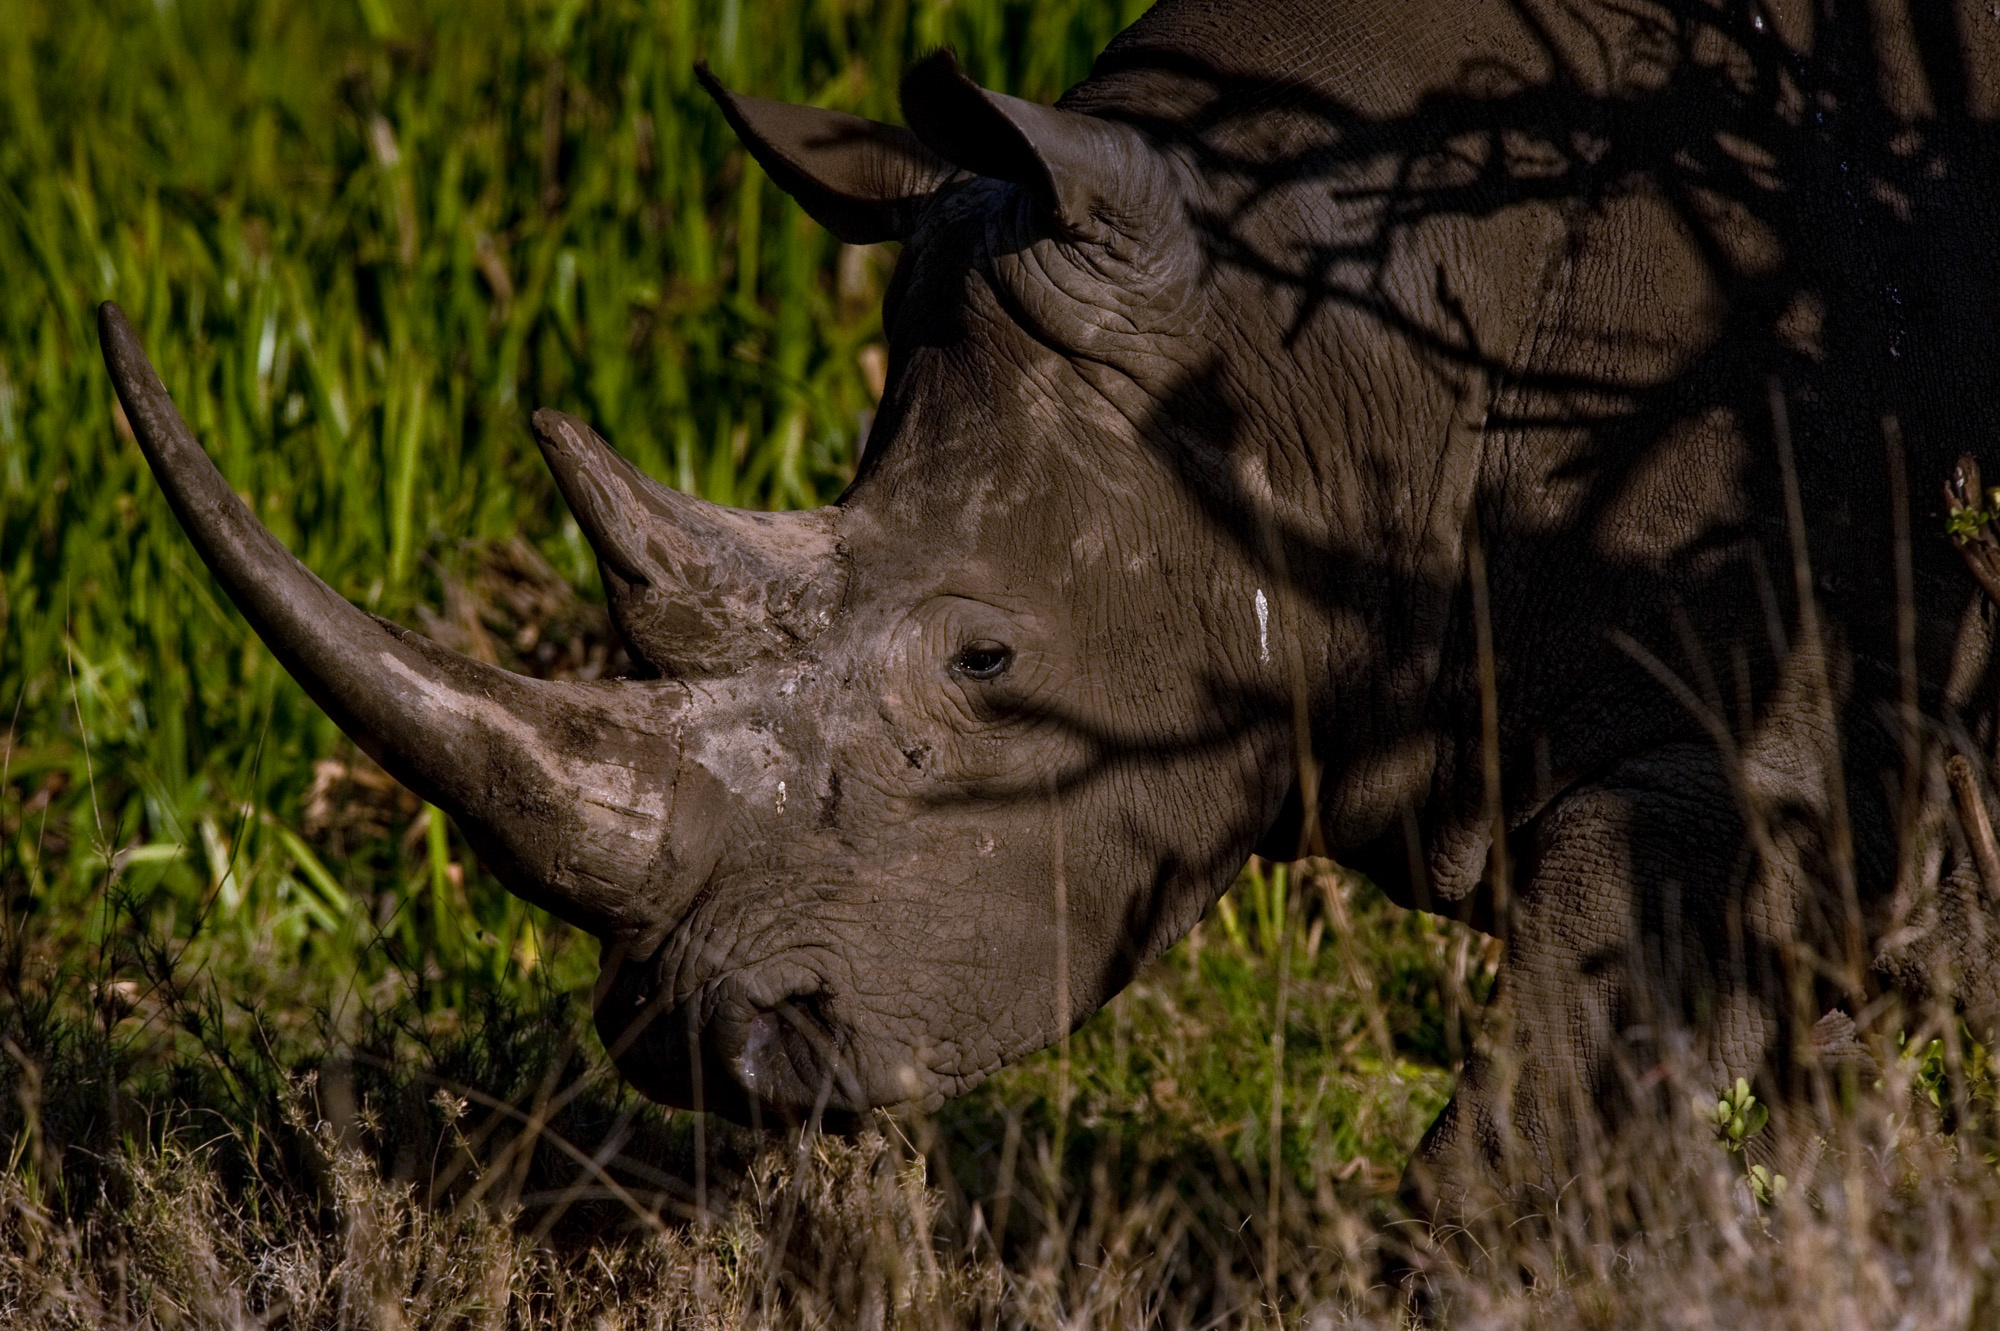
[1255,588,1271,664]
[776,780,787,814]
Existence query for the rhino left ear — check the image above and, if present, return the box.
[699,65,956,244]
[899,49,1157,238]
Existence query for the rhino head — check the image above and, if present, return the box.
[101,52,1312,1122]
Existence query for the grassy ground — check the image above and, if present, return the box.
[6,1,2000,1326]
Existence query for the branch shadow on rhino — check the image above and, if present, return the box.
[468,3,2000,1299]
[951,0,2000,1248]
[570,0,2000,1262]
[584,0,2000,1263]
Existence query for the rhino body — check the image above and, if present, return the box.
[102,0,2000,1215]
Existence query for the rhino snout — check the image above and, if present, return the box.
[597,955,905,1122]
[713,988,867,1114]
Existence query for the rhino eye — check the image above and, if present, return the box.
[953,641,1013,680]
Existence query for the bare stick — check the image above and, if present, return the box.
[1265,861,1294,1312]
[1947,754,2000,902]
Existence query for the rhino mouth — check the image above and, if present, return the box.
[599,966,881,1124]
[711,986,867,1120]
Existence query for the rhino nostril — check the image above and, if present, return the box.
[732,1009,784,1098]
[728,991,861,1112]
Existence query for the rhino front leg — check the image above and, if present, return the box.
[1402,746,1821,1223]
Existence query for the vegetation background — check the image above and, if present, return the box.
[2,0,1996,1326]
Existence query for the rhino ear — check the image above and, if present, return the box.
[899,49,1152,237]
[698,65,955,245]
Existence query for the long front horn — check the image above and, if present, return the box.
[531,409,842,678]
[99,303,717,945]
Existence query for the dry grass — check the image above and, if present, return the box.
[1,1071,1996,1328]
[1,898,1997,1330]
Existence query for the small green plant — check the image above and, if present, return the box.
[1909,1034,1950,1108]
[1700,1076,1770,1154]
[1898,1025,1997,1117]
[1699,1077,1784,1202]
[1944,488,2000,542]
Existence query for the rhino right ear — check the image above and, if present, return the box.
[698,65,955,245]
[898,49,1160,241]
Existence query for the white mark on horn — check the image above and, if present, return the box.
[776,780,787,815]
[1255,588,1271,664]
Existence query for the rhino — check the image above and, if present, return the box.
[100,0,2000,1217]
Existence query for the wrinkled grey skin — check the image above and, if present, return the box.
[103,0,2000,1219]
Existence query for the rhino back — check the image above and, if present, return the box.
[1056,0,2000,894]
